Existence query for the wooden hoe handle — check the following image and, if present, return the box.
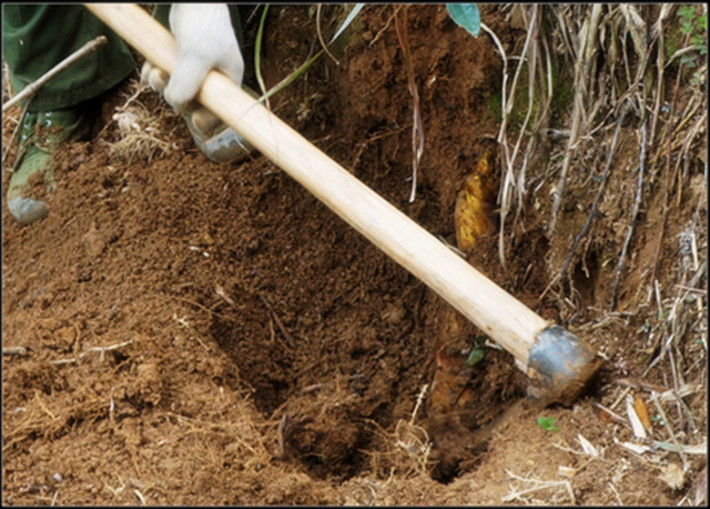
[85,4,601,405]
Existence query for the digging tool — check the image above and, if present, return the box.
[85,3,602,406]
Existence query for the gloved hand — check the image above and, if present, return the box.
[141,3,244,110]
[141,3,253,163]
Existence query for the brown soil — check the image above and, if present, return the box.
[3,5,707,505]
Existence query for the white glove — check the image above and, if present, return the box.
[141,3,244,111]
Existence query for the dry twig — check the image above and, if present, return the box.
[2,101,28,168]
[502,469,576,504]
[316,5,340,65]
[2,346,28,356]
[258,294,295,348]
[3,35,108,112]
[49,339,134,365]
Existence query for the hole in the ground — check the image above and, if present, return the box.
[210,311,375,481]
[571,243,602,317]
[209,313,295,416]
[277,409,372,480]
[208,279,526,485]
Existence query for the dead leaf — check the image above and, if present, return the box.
[578,433,599,457]
[634,395,653,435]
[653,439,708,455]
[659,382,702,402]
[619,441,651,454]
[615,377,667,393]
[592,402,615,423]
[508,4,527,30]
[626,394,647,439]
[593,402,631,427]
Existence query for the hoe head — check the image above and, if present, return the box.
[526,325,603,406]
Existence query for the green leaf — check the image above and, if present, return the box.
[329,3,364,45]
[681,53,697,68]
[691,33,707,54]
[537,416,559,432]
[446,4,481,38]
[464,347,486,367]
[678,5,695,17]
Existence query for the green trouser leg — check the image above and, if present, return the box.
[2,3,249,121]
[2,4,138,225]
[2,4,136,111]
[3,5,252,224]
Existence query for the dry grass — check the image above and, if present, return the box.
[394,5,425,204]
[104,78,179,164]
[480,5,707,502]
[502,468,576,504]
[366,384,435,480]
[485,5,706,272]
[367,418,434,480]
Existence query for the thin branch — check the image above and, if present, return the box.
[370,5,400,47]
[316,4,340,65]
[500,6,541,268]
[254,5,271,110]
[650,56,684,283]
[480,20,510,268]
[2,101,29,168]
[651,391,690,471]
[649,5,672,149]
[258,294,295,348]
[3,35,107,112]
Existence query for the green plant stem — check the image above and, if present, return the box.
[252,4,363,106]
[254,4,270,109]
[256,49,325,105]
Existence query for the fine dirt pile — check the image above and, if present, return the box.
[3,4,706,505]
